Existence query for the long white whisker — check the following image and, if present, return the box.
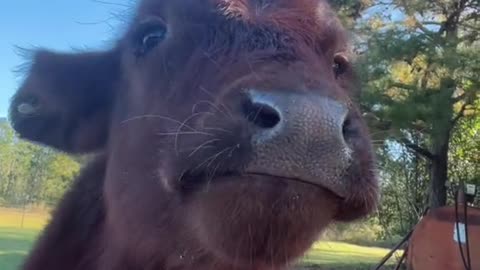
[189,138,221,157]
[228,143,240,158]
[199,86,234,118]
[205,158,224,191]
[193,99,231,119]
[156,132,214,136]
[121,115,197,131]
[251,103,264,124]
[175,112,209,156]
[192,147,233,173]
[203,127,232,134]
[206,147,233,169]
[190,104,216,116]
[177,169,188,183]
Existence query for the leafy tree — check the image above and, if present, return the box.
[41,154,80,206]
[329,0,374,28]
[0,121,80,207]
[358,0,480,208]
[374,142,429,236]
[449,112,480,190]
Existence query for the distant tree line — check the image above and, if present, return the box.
[0,118,81,208]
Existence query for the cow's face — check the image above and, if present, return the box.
[10,0,379,268]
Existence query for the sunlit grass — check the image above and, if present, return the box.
[0,208,49,270]
[0,208,400,270]
[0,208,50,230]
[303,241,402,267]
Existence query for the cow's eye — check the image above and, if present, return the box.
[333,54,349,78]
[133,19,167,56]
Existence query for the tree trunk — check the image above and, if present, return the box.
[429,135,450,209]
[427,74,456,209]
[429,155,448,209]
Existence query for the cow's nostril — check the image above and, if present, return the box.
[342,117,357,141]
[242,100,281,129]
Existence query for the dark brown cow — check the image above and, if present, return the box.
[9,0,379,269]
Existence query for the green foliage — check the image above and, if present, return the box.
[41,154,80,205]
[0,122,80,207]
[346,0,480,238]
[323,220,385,246]
[357,0,480,210]
[449,113,480,191]
[329,0,373,28]
[358,0,480,130]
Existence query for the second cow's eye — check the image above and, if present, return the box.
[133,19,168,56]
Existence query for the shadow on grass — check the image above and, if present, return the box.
[0,252,26,270]
[0,232,35,253]
[0,227,35,270]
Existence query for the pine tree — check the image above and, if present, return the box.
[358,0,480,208]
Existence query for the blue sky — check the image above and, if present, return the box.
[0,0,132,117]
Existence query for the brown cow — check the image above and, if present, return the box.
[9,0,379,269]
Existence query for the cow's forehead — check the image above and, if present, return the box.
[131,0,347,53]
[135,0,332,24]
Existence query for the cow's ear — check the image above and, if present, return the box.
[9,49,120,153]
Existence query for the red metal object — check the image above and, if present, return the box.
[406,205,480,270]
[375,184,479,270]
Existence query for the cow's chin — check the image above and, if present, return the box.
[186,174,340,267]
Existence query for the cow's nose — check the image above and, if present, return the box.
[242,89,350,146]
[242,89,353,197]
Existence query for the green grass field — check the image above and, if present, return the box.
[0,208,49,270]
[0,208,401,270]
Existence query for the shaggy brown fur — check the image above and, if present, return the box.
[9,0,379,269]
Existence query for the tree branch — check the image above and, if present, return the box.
[451,102,469,126]
[452,93,467,103]
[390,82,417,91]
[400,138,435,160]
[390,82,438,95]
[438,0,469,36]
[422,21,442,26]
[363,112,392,131]
[459,23,480,32]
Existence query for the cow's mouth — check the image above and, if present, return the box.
[243,171,345,197]
[179,169,344,200]
[177,160,380,223]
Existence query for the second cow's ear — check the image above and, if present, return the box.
[9,49,120,154]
